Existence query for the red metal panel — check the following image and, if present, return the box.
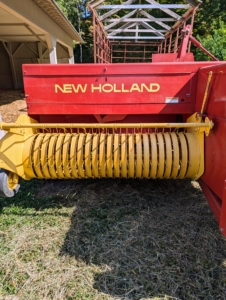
[220,181,226,236]
[196,63,226,119]
[196,64,226,232]
[198,178,221,223]
[27,103,196,115]
[23,62,220,116]
[201,117,226,201]
[152,53,194,63]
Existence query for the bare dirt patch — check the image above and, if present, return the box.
[0,89,27,122]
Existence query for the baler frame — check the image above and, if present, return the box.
[88,0,217,63]
[0,0,226,238]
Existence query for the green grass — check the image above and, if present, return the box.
[0,179,226,300]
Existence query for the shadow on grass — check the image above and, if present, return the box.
[59,179,226,300]
[1,178,226,299]
[0,179,83,213]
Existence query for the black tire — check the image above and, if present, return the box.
[0,169,20,198]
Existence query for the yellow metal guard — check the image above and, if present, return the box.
[0,113,213,181]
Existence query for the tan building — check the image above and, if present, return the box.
[0,0,84,89]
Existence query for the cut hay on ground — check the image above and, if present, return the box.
[0,90,226,300]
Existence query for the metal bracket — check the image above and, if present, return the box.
[186,113,214,136]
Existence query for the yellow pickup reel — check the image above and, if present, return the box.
[0,113,213,197]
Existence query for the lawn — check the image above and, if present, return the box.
[0,178,226,300]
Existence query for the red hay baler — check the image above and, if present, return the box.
[0,0,226,236]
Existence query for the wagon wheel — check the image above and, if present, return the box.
[0,169,20,198]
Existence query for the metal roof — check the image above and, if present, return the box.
[89,0,201,43]
[33,0,84,43]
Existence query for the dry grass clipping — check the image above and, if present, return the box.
[1,179,226,300]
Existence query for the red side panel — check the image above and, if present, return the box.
[23,62,220,116]
[196,63,226,234]
[152,53,194,63]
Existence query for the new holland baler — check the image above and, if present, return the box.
[0,0,226,236]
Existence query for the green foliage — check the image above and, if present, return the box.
[55,0,93,62]
[55,0,226,62]
[195,18,226,61]
[194,0,226,36]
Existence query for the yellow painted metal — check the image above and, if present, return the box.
[33,134,45,179]
[92,134,99,178]
[201,71,213,115]
[186,112,206,179]
[136,134,142,178]
[0,113,212,181]
[0,122,214,131]
[142,134,150,178]
[128,134,134,178]
[41,134,51,179]
[99,134,106,178]
[48,135,58,179]
[70,134,79,178]
[156,133,165,178]
[177,133,188,179]
[55,134,65,178]
[150,133,158,178]
[170,132,180,179]
[2,131,205,180]
[121,134,127,178]
[23,134,38,179]
[107,134,113,178]
[185,133,200,178]
[114,134,120,178]
[63,134,72,178]
[7,172,19,190]
[164,132,173,179]
[77,133,85,178]
[85,133,92,178]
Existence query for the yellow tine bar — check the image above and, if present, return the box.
[156,133,165,178]
[40,133,51,179]
[150,133,158,178]
[85,133,93,178]
[114,134,120,178]
[55,134,66,179]
[33,134,45,179]
[128,134,135,178]
[70,134,79,178]
[185,133,200,178]
[1,122,213,130]
[63,133,72,178]
[77,133,86,178]
[164,132,173,179]
[121,134,127,178]
[47,135,58,179]
[92,134,99,178]
[99,134,106,178]
[170,132,180,179]
[142,133,150,178]
[178,132,188,179]
[107,134,113,178]
[23,134,38,178]
[136,134,142,178]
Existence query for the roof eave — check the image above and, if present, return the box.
[33,0,84,43]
